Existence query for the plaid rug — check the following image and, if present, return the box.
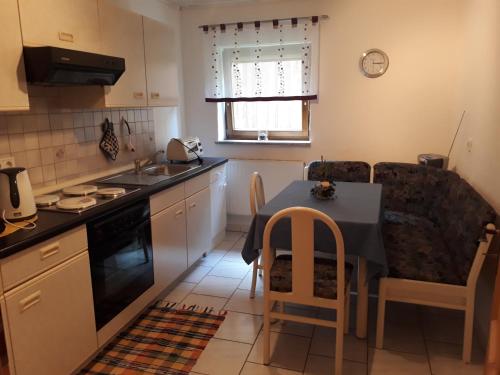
[81,301,226,375]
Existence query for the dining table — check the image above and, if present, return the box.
[241,180,388,338]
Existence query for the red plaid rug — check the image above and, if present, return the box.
[81,301,226,374]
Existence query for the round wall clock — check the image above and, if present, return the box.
[360,49,389,78]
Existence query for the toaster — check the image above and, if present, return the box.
[166,137,203,162]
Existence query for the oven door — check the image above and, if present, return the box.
[87,199,153,330]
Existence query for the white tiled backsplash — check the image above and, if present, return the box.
[0,107,156,189]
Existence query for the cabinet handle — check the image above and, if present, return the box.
[150,92,160,99]
[133,92,144,99]
[19,291,42,313]
[58,31,74,43]
[189,202,197,209]
[175,209,183,217]
[39,242,60,260]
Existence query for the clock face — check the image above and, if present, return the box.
[360,49,389,78]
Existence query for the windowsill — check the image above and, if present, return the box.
[215,139,311,146]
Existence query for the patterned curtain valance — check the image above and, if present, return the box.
[201,16,322,102]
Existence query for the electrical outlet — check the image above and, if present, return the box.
[466,138,473,153]
[0,156,15,169]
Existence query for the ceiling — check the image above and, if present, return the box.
[171,0,273,8]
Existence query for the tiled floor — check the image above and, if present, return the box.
[164,231,485,375]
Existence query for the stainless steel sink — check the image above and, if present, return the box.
[98,164,202,186]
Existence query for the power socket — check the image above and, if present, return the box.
[0,157,15,169]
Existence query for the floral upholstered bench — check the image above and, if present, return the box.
[373,162,498,362]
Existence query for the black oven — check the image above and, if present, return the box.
[87,199,154,330]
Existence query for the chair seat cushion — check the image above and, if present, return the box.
[383,210,465,285]
[270,255,353,299]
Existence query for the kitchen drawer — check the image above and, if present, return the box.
[1,226,87,291]
[185,172,210,197]
[150,182,185,216]
[210,165,227,184]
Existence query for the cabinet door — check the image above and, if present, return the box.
[99,0,147,107]
[18,0,100,52]
[151,200,188,293]
[0,0,29,111]
[210,179,227,248]
[5,252,97,375]
[143,17,179,107]
[186,188,211,267]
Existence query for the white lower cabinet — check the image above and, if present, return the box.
[210,166,227,248]
[186,187,211,267]
[151,200,188,293]
[4,251,97,375]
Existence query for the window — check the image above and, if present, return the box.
[201,17,320,142]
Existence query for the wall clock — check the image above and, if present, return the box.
[360,49,389,78]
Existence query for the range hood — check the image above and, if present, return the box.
[23,46,125,86]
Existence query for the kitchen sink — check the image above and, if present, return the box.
[98,163,202,186]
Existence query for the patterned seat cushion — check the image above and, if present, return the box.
[270,254,354,299]
[308,161,371,183]
[383,210,464,285]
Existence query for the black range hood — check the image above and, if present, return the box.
[23,46,125,86]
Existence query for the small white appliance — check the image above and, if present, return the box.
[0,167,37,221]
[166,137,203,162]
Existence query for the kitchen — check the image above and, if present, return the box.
[0,0,499,374]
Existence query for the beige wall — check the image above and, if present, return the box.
[451,0,500,212]
[181,0,464,166]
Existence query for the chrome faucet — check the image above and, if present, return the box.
[134,150,165,174]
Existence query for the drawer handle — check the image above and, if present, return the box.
[189,203,196,209]
[133,92,144,99]
[175,209,183,217]
[39,242,60,260]
[19,291,41,313]
[58,31,74,43]
[151,92,160,99]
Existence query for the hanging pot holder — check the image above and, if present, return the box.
[99,118,119,160]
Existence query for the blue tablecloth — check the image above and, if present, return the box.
[241,180,387,280]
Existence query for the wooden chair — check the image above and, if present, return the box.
[262,207,352,375]
[376,223,498,363]
[249,172,265,298]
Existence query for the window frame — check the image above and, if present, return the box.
[224,100,310,141]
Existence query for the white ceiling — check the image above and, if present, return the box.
[171,0,270,8]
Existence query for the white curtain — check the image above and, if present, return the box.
[202,18,320,102]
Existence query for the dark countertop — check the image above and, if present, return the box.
[0,157,228,259]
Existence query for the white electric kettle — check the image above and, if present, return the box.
[0,167,37,221]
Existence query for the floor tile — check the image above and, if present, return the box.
[222,247,248,263]
[181,293,228,311]
[422,313,464,345]
[240,362,301,374]
[209,260,251,279]
[304,354,367,375]
[368,316,426,355]
[199,249,228,267]
[215,311,263,344]
[224,231,244,244]
[368,348,431,375]
[191,338,251,375]
[231,236,247,251]
[193,276,241,298]
[426,340,484,375]
[270,319,314,338]
[184,265,212,283]
[248,331,311,372]
[309,327,367,363]
[225,288,264,315]
[165,282,196,302]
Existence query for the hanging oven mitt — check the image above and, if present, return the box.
[99,118,119,161]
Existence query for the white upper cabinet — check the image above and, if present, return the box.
[99,0,148,107]
[143,17,180,107]
[0,0,29,111]
[17,0,101,52]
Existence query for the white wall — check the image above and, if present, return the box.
[180,0,464,167]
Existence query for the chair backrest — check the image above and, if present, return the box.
[307,161,371,183]
[250,172,265,216]
[262,207,345,307]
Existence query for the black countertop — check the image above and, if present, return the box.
[0,157,228,259]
